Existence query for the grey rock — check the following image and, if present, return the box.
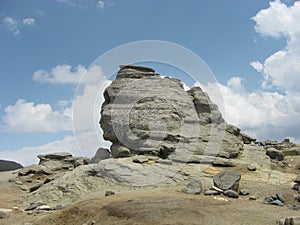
[295,195,300,202]
[15,181,23,185]
[293,183,300,191]
[264,192,285,206]
[213,170,241,192]
[224,190,239,198]
[38,152,72,161]
[239,189,250,196]
[266,147,284,161]
[212,158,235,167]
[249,196,257,200]
[53,205,64,210]
[132,155,149,164]
[182,177,202,195]
[100,65,244,161]
[204,190,220,195]
[105,191,115,196]
[18,164,52,176]
[247,164,257,171]
[295,174,300,184]
[25,201,45,211]
[287,205,300,211]
[91,148,110,163]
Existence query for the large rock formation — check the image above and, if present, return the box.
[100,65,243,161]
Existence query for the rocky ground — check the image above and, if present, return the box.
[1,143,300,225]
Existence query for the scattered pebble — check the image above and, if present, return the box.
[105,191,115,196]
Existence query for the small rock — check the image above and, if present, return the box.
[287,205,300,211]
[224,190,239,198]
[20,185,29,191]
[211,185,224,193]
[105,191,115,196]
[249,196,257,200]
[247,164,257,171]
[295,195,300,202]
[295,174,300,184]
[293,183,300,191]
[36,205,52,211]
[239,189,250,196]
[182,177,202,195]
[204,190,220,195]
[132,155,149,164]
[25,201,45,211]
[15,181,23,185]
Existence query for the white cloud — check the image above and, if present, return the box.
[250,61,264,72]
[1,99,72,132]
[252,0,300,93]
[55,0,76,7]
[23,18,35,26]
[97,0,105,9]
[32,64,106,85]
[0,131,111,166]
[2,16,19,36]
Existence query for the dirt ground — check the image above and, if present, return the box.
[1,180,300,225]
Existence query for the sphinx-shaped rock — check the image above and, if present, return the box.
[100,65,243,160]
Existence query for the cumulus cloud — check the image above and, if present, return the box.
[23,18,35,26]
[97,0,105,9]
[0,131,110,166]
[252,0,300,93]
[1,99,72,132]
[250,61,264,72]
[2,16,19,36]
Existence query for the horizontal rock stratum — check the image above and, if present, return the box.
[100,65,244,161]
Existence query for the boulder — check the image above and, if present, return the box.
[182,177,202,195]
[100,65,244,161]
[0,159,23,172]
[38,152,87,170]
[91,148,110,163]
[266,148,284,161]
[213,170,241,192]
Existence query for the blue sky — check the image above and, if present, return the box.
[0,0,300,165]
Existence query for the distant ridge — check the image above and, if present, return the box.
[0,159,23,172]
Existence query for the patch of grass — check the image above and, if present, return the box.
[283,150,299,156]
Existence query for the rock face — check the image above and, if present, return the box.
[0,159,23,172]
[182,177,202,195]
[100,65,243,161]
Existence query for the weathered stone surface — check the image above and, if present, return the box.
[18,164,52,176]
[25,201,45,211]
[132,155,149,164]
[266,148,285,161]
[213,170,241,192]
[182,177,202,195]
[91,148,110,163]
[38,152,87,170]
[100,65,244,161]
[0,210,9,219]
[212,158,235,167]
[240,133,256,144]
